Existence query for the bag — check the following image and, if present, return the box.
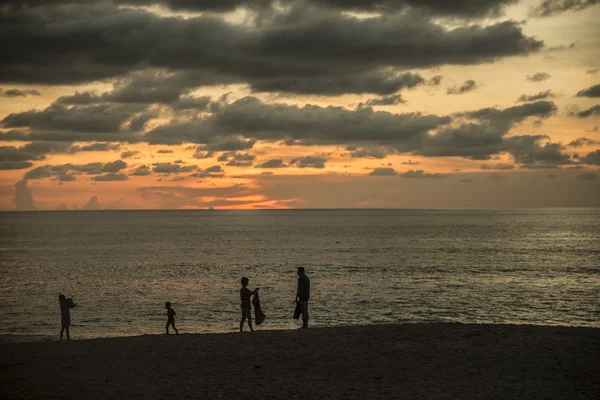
[293,301,301,320]
[253,292,266,325]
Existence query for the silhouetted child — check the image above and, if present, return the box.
[240,277,259,332]
[165,302,179,335]
[58,294,77,340]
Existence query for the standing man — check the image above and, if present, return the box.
[296,267,310,329]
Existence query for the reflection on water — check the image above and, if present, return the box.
[0,209,598,341]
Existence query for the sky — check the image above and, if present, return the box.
[0,0,599,210]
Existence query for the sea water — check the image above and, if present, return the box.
[1,209,598,341]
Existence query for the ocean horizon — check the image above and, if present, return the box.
[1,208,598,342]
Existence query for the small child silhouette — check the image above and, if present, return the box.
[165,302,179,336]
[58,294,77,340]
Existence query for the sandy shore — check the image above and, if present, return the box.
[2,323,599,399]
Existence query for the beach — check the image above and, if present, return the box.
[2,323,599,399]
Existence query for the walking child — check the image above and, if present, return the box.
[165,301,179,335]
[240,277,259,332]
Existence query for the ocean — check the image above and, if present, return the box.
[1,209,598,341]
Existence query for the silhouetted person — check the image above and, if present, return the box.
[59,294,77,340]
[240,277,259,332]
[165,302,179,335]
[296,267,310,329]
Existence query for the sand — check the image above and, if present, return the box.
[2,323,599,399]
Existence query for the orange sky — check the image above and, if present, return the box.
[1,0,599,210]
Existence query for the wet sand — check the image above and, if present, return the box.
[2,323,599,399]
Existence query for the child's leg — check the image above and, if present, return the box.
[60,324,65,340]
[247,312,254,332]
[240,310,247,332]
[65,325,70,340]
[171,321,179,335]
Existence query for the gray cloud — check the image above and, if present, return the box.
[255,159,287,168]
[567,137,598,147]
[480,163,515,170]
[121,150,141,159]
[93,173,129,181]
[13,180,36,211]
[0,161,34,170]
[526,72,551,82]
[447,80,478,95]
[532,0,599,17]
[152,162,197,174]
[572,105,600,118]
[517,90,557,102]
[0,88,41,97]
[401,160,420,165]
[129,165,152,176]
[0,3,543,91]
[581,150,600,165]
[147,96,451,146]
[346,146,388,159]
[189,165,224,178]
[102,160,128,173]
[398,169,447,178]
[363,94,406,107]
[576,84,600,98]
[369,167,397,176]
[290,156,327,168]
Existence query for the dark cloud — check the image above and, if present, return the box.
[0,161,33,170]
[346,146,388,159]
[4,1,520,17]
[13,180,36,210]
[93,173,129,181]
[414,102,557,159]
[576,84,600,98]
[253,72,424,96]
[567,137,598,148]
[571,104,600,118]
[79,143,121,152]
[152,162,197,174]
[363,94,406,107]
[0,88,41,97]
[189,165,224,178]
[1,103,146,143]
[121,150,141,159]
[587,67,600,75]
[532,0,599,17]
[517,90,557,102]
[505,135,573,166]
[0,4,543,91]
[447,80,478,95]
[398,169,447,178]
[147,96,450,146]
[156,149,173,154]
[129,165,152,176]
[290,156,327,168]
[369,167,397,176]
[255,159,287,168]
[218,152,255,167]
[581,150,600,165]
[526,72,551,82]
[480,163,515,170]
[24,160,127,180]
[102,160,127,173]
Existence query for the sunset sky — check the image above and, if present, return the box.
[1,0,599,210]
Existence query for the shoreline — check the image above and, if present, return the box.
[2,323,599,399]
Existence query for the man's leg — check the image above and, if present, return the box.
[300,301,309,328]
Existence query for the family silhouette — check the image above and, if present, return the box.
[58,268,311,339]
